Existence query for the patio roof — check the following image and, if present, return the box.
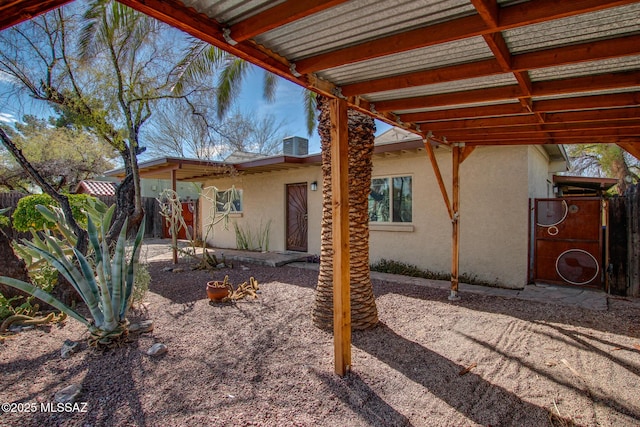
[3,1,639,158]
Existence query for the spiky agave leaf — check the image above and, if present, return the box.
[122,218,145,318]
[20,238,104,325]
[110,217,129,321]
[35,205,78,246]
[0,276,94,332]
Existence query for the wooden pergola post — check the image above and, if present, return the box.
[424,138,474,301]
[450,143,462,301]
[330,97,351,376]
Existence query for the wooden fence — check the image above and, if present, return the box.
[608,184,640,297]
[0,193,163,239]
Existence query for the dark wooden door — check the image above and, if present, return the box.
[162,201,195,240]
[286,183,308,252]
[533,198,603,288]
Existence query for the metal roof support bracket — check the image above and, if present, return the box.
[222,28,238,46]
[289,63,302,77]
[332,86,346,100]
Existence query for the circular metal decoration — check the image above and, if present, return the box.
[536,200,568,227]
[568,204,579,214]
[555,249,599,285]
[547,226,559,236]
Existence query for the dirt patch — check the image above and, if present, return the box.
[1,259,639,426]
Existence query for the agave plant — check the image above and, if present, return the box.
[0,204,145,347]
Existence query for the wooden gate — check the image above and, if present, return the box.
[286,183,308,252]
[533,197,604,288]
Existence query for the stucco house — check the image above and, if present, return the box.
[197,128,568,289]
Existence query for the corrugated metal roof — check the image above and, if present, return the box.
[528,55,640,82]
[186,0,285,26]
[255,0,475,60]
[366,73,518,102]
[319,36,492,86]
[532,87,640,103]
[394,99,522,115]
[11,0,637,154]
[504,3,640,54]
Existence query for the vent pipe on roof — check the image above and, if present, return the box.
[283,136,308,156]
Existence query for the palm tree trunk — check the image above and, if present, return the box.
[312,96,378,330]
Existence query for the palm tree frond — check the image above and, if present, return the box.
[172,41,224,95]
[263,72,277,102]
[303,89,317,136]
[216,57,249,118]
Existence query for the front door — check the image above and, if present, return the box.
[286,183,308,252]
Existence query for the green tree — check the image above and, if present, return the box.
[0,116,116,193]
[567,144,640,194]
[0,0,216,241]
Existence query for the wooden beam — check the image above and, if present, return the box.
[294,14,487,75]
[499,0,636,28]
[340,59,504,97]
[534,92,640,113]
[442,127,640,142]
[459,146,476,164]
[229,0,349,42]
[379,82,640,115]
[0,0,71,30]
[432,118,640,134]
[401,103,528,123]
[423,139,453,220]
[293,0,634,74]
[330,97,351,377]
[515,35,640,72]
[342,38,640,98]
[421,114,540,131]
[617,142,640,160]
[545,107,640,123]
[533,71,640,97]
[374,85,523,112]
[442,123,640,137]
[118,0,312,91]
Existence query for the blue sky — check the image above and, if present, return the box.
[231,67,391,154]
[1,64,391,156]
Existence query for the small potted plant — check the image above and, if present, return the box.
[206,275,232,302]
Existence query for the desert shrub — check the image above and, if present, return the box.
[370,259,449,280]
[131,263,151,308]
[11,193,98,232]
[370,259,499,287]
[0,293,39,320]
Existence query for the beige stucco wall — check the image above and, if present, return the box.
[200,167,322,253]
[202,144,547,289]
[365,145,531,288]
[527,146,553,199]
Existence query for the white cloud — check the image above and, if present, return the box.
[0,112,16,123]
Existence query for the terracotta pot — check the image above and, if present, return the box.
[206,281,230,301]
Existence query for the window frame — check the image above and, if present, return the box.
[368,174,413,225]
[215,188,243,213]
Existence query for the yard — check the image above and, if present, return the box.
[1,255,639,426]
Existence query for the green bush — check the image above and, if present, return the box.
[370,258,499,287]
[12,193,98,232]
[370,258,449,281]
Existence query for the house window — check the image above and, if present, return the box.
[215,188,242,212]
[368,176,412,223]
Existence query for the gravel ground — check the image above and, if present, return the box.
[1,257,639,427]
